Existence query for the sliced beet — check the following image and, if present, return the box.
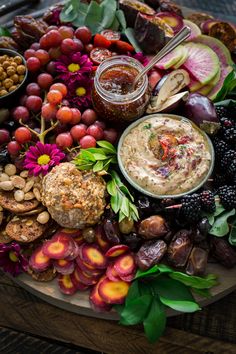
[80,244,108,269]
[113,254,136,276]
[57,274,78,295]
[29,245,51,272]
[155,11,183,34]
[42,234,74,260]
[119,0,155,28]
[89,276,112,312]
[105,244,129,258]
[98,277,130,304]
[106,263,121,282]
[53,259,75,275]
[74,265,100,286]
[70,269,89,291]
[95,225,110,252]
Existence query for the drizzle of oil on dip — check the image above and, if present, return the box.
[119,115,213,196]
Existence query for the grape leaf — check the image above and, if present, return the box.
[143,297,166,343]
[209,209,235,237]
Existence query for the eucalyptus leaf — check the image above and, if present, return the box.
[143,297,166,343]
[116,9,127,30]
[119,294,152,325]
[100,0,117,29]
[210,209,235,237]
[84,1,103,34]
[92,160,104,172]
[106,179,117,196]
[159,297,201,313]
[60,0,79,22]
[110,14,121,31]
[72,1,89,27]
[169,272,218,289]
[228,219,236,246]
[124,28,143,53]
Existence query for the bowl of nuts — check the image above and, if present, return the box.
[0,48,28,105]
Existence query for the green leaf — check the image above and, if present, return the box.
[84,1,103,35]
[214,99,236,108]
[119,295,152,325]
[214,66,236,102]
[116,9,127,30]
[125,280,141,305]
[72,1,89,27]
[228,218,236,246]
[143,297,166,343]
[93,153,108,160]
[191,287,212,298]
[210,209,235,237]
[106,179,117,196]
[110,15,120,31]
[79,150,96,162]
[97,140,117,154]
[135,265,160,280]
[110,192,122,214]
[169,272,218,289]
[60,0,80,22]
[159,297,201,313]
[92,160,104,172]
[121,197,130,218]
[124,28,143,53]
[139,282,152,296]
[201,211,214,225]
[214,198,226,216]
[100,0,117,29]
[119,185,134,201]
[0,27,11,37]
[155,264,173,273]
[75,162,94,170]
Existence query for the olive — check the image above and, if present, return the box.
[119,217,134,234]
[82,227,96,243]
[197,217,211,236]
[123,232,142,251]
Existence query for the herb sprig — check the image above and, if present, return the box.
[115,264,217,343]
[214,64,236,102]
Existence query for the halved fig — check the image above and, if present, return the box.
[105,244,129,258]
[134,12,174,54]
[114,254,136,276]
[95,225,110,252]
[57,274,78,295]
[209,22,236,52]
[159,0,183,17]
[29,245,51,272]
[98,277,130,304]
[148,69,163,89]
[73,265,99,286]
[201,19,221,34]
[106,263,121,282]
[53,259,75,275]
[183,20,201,41]
[80,244,108,269]
[119,0,155,28]
[155,11,183,34]
[89,276,112,312]
[42,234,74,260]
[101,30,121,43]
[65,239,80,261]
[70,269,89,291]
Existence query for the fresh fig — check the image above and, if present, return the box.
[147,91,189,114]
[155,11,184,34]
[134,12,173,54]
[119,0,155,28]
[159,0,183,17]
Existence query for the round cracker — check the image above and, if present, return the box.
[27,267,57,282]
[0,191,39,213]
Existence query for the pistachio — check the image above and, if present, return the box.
[0,180,14,191]
[4,163,16,176]
[14,190,25,202]
[37,211,50,224]
[11,175,26,189]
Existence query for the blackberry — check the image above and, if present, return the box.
[212,137,230,159]
[222,126,236,144]
[213,174,228,188]
[221,150,236,173]
[215,106,228,120]
[180,193,201,222]
[200,190,216,213]
[218,185,236,210]
[220,117,233,128]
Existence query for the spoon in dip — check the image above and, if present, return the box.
[132,26,191,89]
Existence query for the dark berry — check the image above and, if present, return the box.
[197,217,211,236]
[0,148,10,165]
[221,150,236,175]
[180,194,201,222]
[215,106,228,120]
[222,126,236,144]
[213,174,228,188]
[218,185,236,210]
[212,137,230,159]
[200,190,216,213]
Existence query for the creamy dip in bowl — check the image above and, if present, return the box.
[118,114,214,198]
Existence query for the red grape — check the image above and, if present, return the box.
[79,135,96,148]
[85,44,94,53]
[45,30,63,48]
[26,83,41,96]
[56,132,73,148]
[24,49,35,59]
[26,57,41,72]
[81,109,98,125]
[75,26,92,44]
[70,108,81,124]
[12,106,30,122]
[37,73,53,89]
[19,95,28,106]
[46,26,58,32]
[42,103,58,121]
[35,49,50,65]
[58,26,74,39]
[70,124,87,141]
[86,124,104,140]
[30,42,40,50]
[25,95,43,112]
[39,34,48,49]
[56,107,73,124]
[15,127,32,144]
[94,120,106,130]
[103,128,118,144]
[0,129,10,144]
[47,90,63,105]
[73,38,84,52]
[48,47,61,60]
[46,61,56,75]
[50,83,67,97]
[60,38,81,54]
[7,141,22,155]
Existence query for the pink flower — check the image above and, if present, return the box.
[24,142,65,176]
[128,52,149,66]
[55,52,92,84]
[0,242,28,277]
[66,78,93,110]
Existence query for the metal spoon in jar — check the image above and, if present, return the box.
[132,26,191,89]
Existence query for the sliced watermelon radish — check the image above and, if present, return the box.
[188,76,204,92]
[208,66,233,100]
[182,42,220,85]
[155,45,185,70]
[172,46,189,69]
[198,68,221,96]
[192,35,233,66]
[183,20,201,41]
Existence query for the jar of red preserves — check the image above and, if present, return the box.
[92,56,150,124]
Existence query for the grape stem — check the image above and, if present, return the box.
[19,119,58,143]
[165,197,221,210]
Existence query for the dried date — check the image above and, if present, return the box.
[167,229,193,267]
[136,239,167,270]
[186,247,208,276]
[103,218,122,245]
[0,37,19,50]
[211,237,236,268]
[12,16,48,48]
[138,215,169,239]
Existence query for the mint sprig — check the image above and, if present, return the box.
[115,264,217,343]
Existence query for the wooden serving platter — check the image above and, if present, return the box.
[11,263,236,320]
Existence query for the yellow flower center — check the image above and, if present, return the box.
[9,251,18,263]
[76,87,86,96]
[37,154,51,165]
[68,63,80,72]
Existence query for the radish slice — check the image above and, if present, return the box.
[183,20,201,41]
[172,46,189,69]
[155,45,185,70]
[98,277,130,304]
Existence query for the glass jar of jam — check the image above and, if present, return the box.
[92,56,150,124]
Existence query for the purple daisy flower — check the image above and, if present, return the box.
[55,52,93,84]
[0,242,28,277]
[128,52,149,67]
[24,142,65,176]
[66,78,93,110]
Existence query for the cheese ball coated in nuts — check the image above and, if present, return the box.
[41,162,106,229]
